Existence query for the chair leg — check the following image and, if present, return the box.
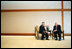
[63,35,64,40]
[63,31,64,40]
[37,37,39,40]
[52,33,53,39]
[52,35,53,39]
[63,32,64,40]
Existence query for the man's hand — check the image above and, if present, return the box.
[54,30,57,32]
[44,31,48,33]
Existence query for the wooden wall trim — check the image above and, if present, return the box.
[1,33,35,36]
[1,9,71,12]
[1,33,71,36]
[61,1,64,31]
[1,9,62,12]
[64,33,71,36]
[1,33,51,36]
[63,9,71,11]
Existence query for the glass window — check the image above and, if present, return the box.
[1,1,61,9]
[64,11,71,33]
[63,1,71,9]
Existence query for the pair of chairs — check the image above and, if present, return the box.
[35,25,64,40]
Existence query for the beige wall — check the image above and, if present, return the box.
[1,11,62,33]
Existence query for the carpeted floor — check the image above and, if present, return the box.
[1,36,71,48]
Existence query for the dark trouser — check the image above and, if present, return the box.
[41,32,48,40]
[54,31,61,40]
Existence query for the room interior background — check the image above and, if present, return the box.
[1,1,71,35]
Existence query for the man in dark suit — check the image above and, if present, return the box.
[39,22,49,40]
[53,22,61,41]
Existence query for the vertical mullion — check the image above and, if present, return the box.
[61,1,64,31]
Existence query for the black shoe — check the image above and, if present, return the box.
[59,39,61,41]
[41,39,44,40]
[55,38,58,40]
[46,39,49,40]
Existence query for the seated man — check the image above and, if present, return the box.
[39,22,49,40]
[46,25,51,37]
[53,22,61,41]
[46,25,51,32]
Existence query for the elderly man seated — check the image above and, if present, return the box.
[39,22,49,40]
[53,22,62,41]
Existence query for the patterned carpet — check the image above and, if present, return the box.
[1,36,71,48]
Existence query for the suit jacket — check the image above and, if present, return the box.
[47,27,49,31]
[39,25,45,33]
[53,25,61,33]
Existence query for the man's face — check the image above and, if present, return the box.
[42,22,45,26]
[46,25,49,27]
[55,22,57,26]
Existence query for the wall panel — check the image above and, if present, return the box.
[1,11,61,33]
